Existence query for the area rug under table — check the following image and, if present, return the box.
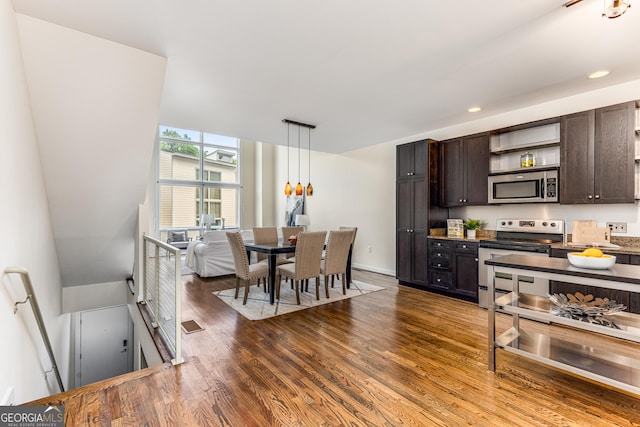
[213,280,384,320]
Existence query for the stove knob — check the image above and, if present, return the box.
[542,222,548,227]
[507,221,513,226]
[500,221,506,226]
[550,222,556,228]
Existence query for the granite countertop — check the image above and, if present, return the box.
[553,235,640,255]
[430,228,640,254]
[428,228,496,242]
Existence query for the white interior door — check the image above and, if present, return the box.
[78,305,132,386]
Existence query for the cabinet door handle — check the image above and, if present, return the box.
[595,194,600,199]
[588,194,593,199]
[459,199,463,202]
[462,245,467,249]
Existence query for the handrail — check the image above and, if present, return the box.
[4,267,65,393]
[142,234,184,365]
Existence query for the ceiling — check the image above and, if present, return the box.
[10,0,640,153]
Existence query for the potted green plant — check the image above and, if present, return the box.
[463,218,485,240]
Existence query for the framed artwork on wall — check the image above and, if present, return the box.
[285,195,304,226]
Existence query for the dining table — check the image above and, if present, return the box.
[244,240,353,305]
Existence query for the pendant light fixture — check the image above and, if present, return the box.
[603,0,630,18]
[306,127,313,196]
[284,122,293,195]
[282,118,316,196]
[564,0,631,19]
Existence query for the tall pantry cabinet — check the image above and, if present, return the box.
[396,139,448,287]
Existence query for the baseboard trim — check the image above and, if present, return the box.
[351,263,395,277]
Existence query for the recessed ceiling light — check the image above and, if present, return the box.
[468,106,481,113]
[588,70,610,79]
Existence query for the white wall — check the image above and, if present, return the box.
[16,13,167,288]
[62,282,128,313]
[274,79,640,277]
[275,142,397,275]
[0,0,70,403]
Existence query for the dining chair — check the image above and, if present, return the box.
[320,229,355,297]
[339,226,358,244]
[276,231,327,304]
[281,226,304,259]
[339,226,358,286]
[226,232,269,305]
[252,227,292,264]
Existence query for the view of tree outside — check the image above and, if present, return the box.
[158,126,240,240]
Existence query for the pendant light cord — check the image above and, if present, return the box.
[308,128,311,183]
[297,125,301,183]
[287,123,290,181]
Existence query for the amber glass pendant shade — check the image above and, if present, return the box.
[284,181,293,196]
[295,182,303,196]
[306,182,313,196]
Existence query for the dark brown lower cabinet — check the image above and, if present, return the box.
[428,238,478,301]
[550,248,639,313]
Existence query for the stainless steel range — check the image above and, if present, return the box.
[478,219,565,308]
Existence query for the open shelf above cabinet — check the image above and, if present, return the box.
[490,122,560,174]
[490,138,559,155]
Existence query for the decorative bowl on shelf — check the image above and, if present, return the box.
[567,252,616,269]
[548,292,626,328]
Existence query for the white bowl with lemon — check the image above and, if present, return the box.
[567,247,616,269]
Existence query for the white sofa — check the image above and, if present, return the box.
[186,230,255,277]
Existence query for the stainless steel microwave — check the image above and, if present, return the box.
[488,169,558,204]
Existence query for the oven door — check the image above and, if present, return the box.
[478,247,549,309]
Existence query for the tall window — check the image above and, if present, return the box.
[158,126,240,239]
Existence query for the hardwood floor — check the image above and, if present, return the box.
[31,270,640,426]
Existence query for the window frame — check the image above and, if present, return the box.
[157,127,241,236]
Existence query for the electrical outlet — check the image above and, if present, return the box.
[606,222,627,233]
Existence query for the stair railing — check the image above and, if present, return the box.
[4,267,65,393]
[141,234,184,365]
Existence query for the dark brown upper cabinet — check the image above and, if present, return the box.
[397,139,428,179]
[560,101,635,204]
[439,132,490,207]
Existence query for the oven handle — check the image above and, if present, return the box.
[478,242,550,253]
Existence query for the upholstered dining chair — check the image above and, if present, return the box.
[252,227,291,291]
[339,226,358,244]
[276,231,327,304]
[226,232,269,305]
[320,229,355,297]
[339,226,358,286]
[281,226,304,259]
[252,227,291,265]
